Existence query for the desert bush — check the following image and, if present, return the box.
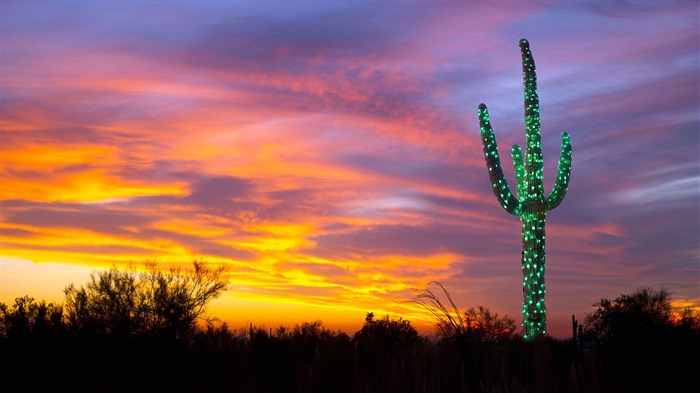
[63,260,227,340]
[353,312,422,357]
[0,296,64,338]
[412,281,518,343]
[583,286,700,345]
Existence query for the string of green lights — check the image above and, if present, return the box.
[477,39,573,340]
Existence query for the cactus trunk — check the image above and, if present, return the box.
[521,211,546,337]
[477,39,572,340]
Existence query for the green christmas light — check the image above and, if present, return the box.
[477,39,572,340]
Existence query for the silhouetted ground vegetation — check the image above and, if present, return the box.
[1,265,698,392]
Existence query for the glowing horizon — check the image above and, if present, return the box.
[2,2,698,338]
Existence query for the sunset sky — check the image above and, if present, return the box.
[2,1,698,338]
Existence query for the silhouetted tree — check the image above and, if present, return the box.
[584,286,676,340]
[0,296,64,338]
[146,260,228,339]
[674,303,700,333]
[353,313,423,393]
[306,321,353,387]
[63,260,228,340]
[460,305,517,343]
[290,320,350,360]
[582,287,700,392]
[411,283,522,392]
[353,312,422,357]
[412,281,517,342]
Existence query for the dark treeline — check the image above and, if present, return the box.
[1,262,698,392]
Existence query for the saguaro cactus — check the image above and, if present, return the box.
[477,39,572,340]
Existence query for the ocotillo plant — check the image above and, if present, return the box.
[477,39,572,340]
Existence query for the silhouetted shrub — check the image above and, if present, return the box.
[3,279,698,392]
[354,312,422,357]
[582,286,700,392]
[0,296,64,339]
[412,281,517,343]
[63,260,227,340]
[583,286,700,342]
[352,312,425,393]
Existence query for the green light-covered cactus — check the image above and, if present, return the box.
[477,39,572,340]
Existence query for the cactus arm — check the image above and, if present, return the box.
[520,39,540,138]
[546,132,572,211]
[478,103,522,216]
[519,39,544,201]
[511,144,525,201]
